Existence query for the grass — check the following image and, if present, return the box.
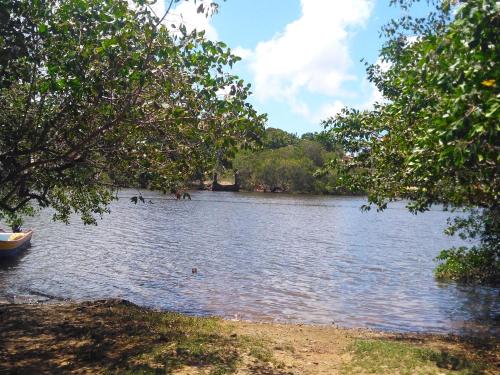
[342,339,487,375]
[0,300,284,375]
[100,303,285,374]
[0,300,497,374]
[124,313,241,374]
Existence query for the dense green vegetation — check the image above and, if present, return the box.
[0,0,265,227]
[231,128,351,194]
[323,0,499,283]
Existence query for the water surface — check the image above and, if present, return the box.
[0,191,498,335]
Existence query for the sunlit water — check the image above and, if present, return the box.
[0,191,498,335]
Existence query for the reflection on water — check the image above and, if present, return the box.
[0,191,498,335]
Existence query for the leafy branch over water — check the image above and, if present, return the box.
[0,0,265,226]
[322,0,499,283]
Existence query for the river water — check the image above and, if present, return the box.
[0,191,498,335]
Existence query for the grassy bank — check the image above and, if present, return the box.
[0,300,498,374]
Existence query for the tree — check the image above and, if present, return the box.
[262,127,298,149]
[234,129,344,194]
[0,0,265,226]
[322,0,499,283]
[301,131,339,152]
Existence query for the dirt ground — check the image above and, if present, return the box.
[232,321,500,375]
[0,300,498,374]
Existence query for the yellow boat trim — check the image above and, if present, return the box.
[0,230,33,251]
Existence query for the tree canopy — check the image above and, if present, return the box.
[322,0,499,283]
[261,127,299,150]
[0,0,265,226]
[233,128,345,194]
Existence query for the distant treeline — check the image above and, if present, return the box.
[110,127,360,195]
[232,128,357,194]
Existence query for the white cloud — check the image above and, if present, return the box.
[166,0,219,41]
[361,84,383,110]
[126,0,218,40]
[375,56,392,74]
[147,0,166,20]
[359,57,390,110]
[247,0,374,121]
[314,100,345,123]
[232,46,253,60]
[127,0,165,19]
[290,97,311,118]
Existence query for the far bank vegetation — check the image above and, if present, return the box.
[231,128,354,195]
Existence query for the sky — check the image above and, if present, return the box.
[148,0,407,135]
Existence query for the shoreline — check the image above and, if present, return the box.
[1,299,498,374]
[1,294,496,338]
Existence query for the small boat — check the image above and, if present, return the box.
[0,230,33,257]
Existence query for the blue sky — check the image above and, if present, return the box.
[155,0,409,135]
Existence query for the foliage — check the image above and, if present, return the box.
[322,0,499,282]
[301,131,339,152]
[435,207,499,283]
[233,128,345,194]
[435,246,499,283]
[0,0,265,226]
[261,127,298,149]
[343,339,485,375]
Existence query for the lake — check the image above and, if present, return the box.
[0,191,498,335]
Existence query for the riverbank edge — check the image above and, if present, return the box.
[1,298,498,374]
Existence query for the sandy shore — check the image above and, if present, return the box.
[0,299,498,374]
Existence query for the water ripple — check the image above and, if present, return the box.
[0,190,498,336]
